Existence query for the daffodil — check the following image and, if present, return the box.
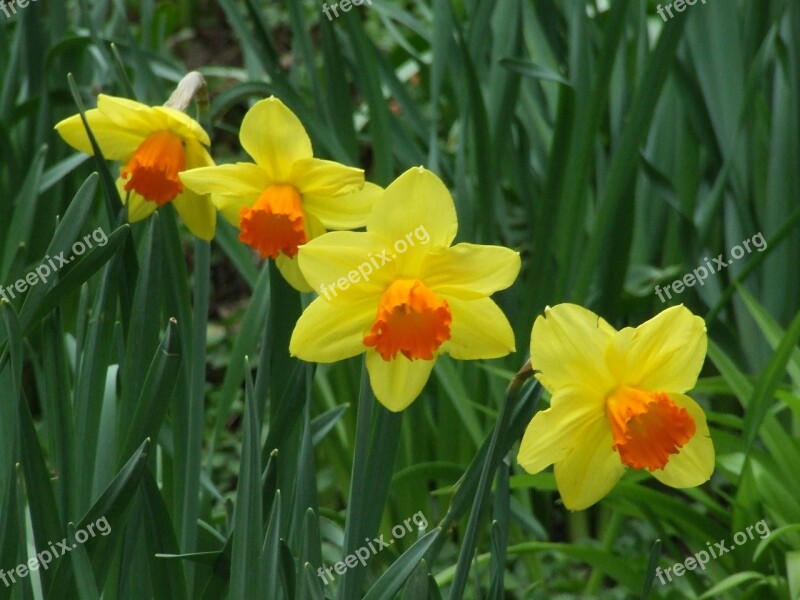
[179,97,379,291]
[289,166,521,411]
[54,94,216,240]
[517,304,714,510]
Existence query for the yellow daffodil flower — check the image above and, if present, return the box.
[179,97,379,291]
[289,166,521,411]
[55,95,216,240]
[517,304,714,510]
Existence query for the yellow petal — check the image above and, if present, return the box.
[184,139,215,170]
[423,244,520,299]
[291,158,364,197]
[303,182,383,230]
[211,195,251,228]
[517,385,606,474]
[154,106,211,146]
[56,95,211,165]
[177,143,217,239]
[240,97,312,181]
[275,213,326,292]
[98,96,210,145]
[441,296,515,360]
[55,110,144,160]
[305,210,327,242]
[609,305,707,394]
[530,304,617,396]
[96,94,163,135]
[276,253,313,292]
[116,178,158,222]
[290,294,377,362]
[553,419,626,510]
[179,163,270,198]
[366,351,436,412]
[367,167,457,253]
[181,163,268,227]
[296,230,393,298]
[172,189,216,241]
[650,393,714,488]
[127,195,158,222]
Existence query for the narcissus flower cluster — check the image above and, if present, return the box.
[56,86,715,510]
[56,95,378,289]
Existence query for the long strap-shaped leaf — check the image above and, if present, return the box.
[337,362,403,600]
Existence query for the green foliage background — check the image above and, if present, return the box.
[0,0,798,598]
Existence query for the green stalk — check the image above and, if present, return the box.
[337,361,403,600]
[446,362,535,599]
[584,509,625,594]
[181,238,210,595]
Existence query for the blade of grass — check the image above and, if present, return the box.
[229,360,263,600]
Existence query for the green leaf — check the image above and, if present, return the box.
[0,172,98,364]
[499,58,570,86]
[299,561,326,600]
[230,360,263,600]
[697,571,766,599]
[121,216,163,423]
[262,489,281,600]
[311,404,349,446]
[753,524,800,562]
[575,12,688,305]
[447,376,539,599]
[363,530,439,600]
[41,311,75,521]
[67,522,101,600]
[23,224,130,338]
[141,468,188,600]
[18,384,63,595]
[0,144,47,279]
[487,461,511,599]
[641,539,662,599]
[337,361,403,600]
[342,15,393,186]
[740,306,800,456]
[118,318,181,465]
[207,263,270,467]
[45,439,151,600]
[66,73,123,222]
[426,379,541,565]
